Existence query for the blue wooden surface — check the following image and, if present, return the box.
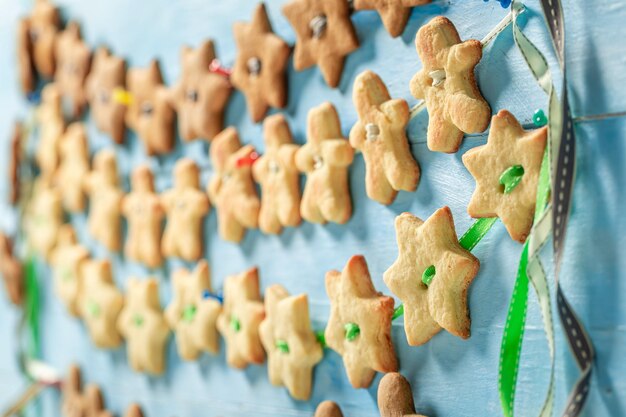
[0,0,624,416]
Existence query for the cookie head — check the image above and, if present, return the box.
[314,401,344,417]
[173,157,200,189]
[378,372,427,417]
[131,164,156,193]
[55,22,92,117]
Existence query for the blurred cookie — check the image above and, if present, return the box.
[25,178,63,260]
[0,234,23,305]
[354,0,431,38]
[36,84,65,179]
[57,122,90,212]
[55,22,91,118]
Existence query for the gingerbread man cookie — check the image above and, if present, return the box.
[25,178,63,260]
[126,60,175,155]
[8,122,23,205]
[325,255,398,388]
[231,3,291,122]
[216,267,266,369]
[84,149,124,252]
[378,372,428,417]
[165,260,221,360]
[57,122,90,212]
[122,165,164,268]
[55,22,92,118]
[117,278,169,375]
[62,365,114,417]
[463,110,547,242]
[296,102,354,224]
[282,0,359,88]
[86,48,127,144]
[0,234,23,306]
[259,285,323,400]
[409,16,491,153]
[383,207,480,346]
[350,70,420,205]
[208,127,260,243]
[50,225,90,317]
[161,158,210,261]
[78,259,124,349]
[354,0,431,38]
[36,84,65,179]
[314,401,344,417]
[170,40,232,141]
[252,114,301,234]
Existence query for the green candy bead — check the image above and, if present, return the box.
[533,109,548,127]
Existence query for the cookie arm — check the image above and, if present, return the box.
[294,146,314,173]
[322,140,354,168]
[448,40,482,71]
[207,177,222,204]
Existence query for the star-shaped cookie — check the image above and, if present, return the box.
[354,0,431,38]
[57,122,90,212]
[165,260,221,360]
[216,267,266,369]
[463,110,547,243]
[126,60,175,155]
[259,285,323,400]
[383,207,480,346]
[19,0,60,86]
[409,16,491,153]
[282,0,358,88]
[252,114,301,235]
[86,47,127,144]
[36,84,64,179]
[62,365,114,417]
[295,102,354,224]
[325,255,398,388]
[161,158,210,261]
[117,278,170,375]
[349,70,420,205]
[25,178,63,260]
[378,372,428,417]
[122,165,164,268]
[50,225,90,317]
[207,127,260,243]
[0,234,23,306]
[231,3,291,122]
[170,40,232,141]
[84,149,124,252]
[314,401,344,417]
[54,21,92,118]
[78,259,124,349]
[8,121,23,205]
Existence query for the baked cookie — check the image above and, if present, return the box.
[117,278,169,375]
[50,225,90,317]
[126,60,175,155]
[354,0,431,38]
[409,16,491,153]
[165,260,221,360]
[252,114,301,234]
[55,22,91,118]
[122,165,164,268]
[86,47,127,144]
[231,3,291,122]
[383,207,480,345]
[8,121,23,205]
[349,70,420,205]
[57,122,90,212]
[161,158,210,261]
[25,178,63,260]
[325,255,398,388]
[295,102,354,224]
[0,234,23,306]
[207,127,260,243]
[84,149,124,252]
[36,84,64,179]
[282,0,358,88]
[259,285,323,400]
[462,110,547,242]
[61,365,114,417]
[170,40,232,141]
[314,401,344,417]
[378,372,427,417]
[123,404,144,417]
[216,267,265,369]
[17,18,35,93]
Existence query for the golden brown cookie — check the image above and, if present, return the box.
[36,83,65,179]
[50,225,90,317]
[259,285,323,400]
[55,21,92,118]
[117,278,169,375]
[165,260,221,360]
[208,127,260,243]
[126,60,175,155]
[8,121,23,205]
[216,267,266,369]
[57,122,90,212]
[86,47,127,144]
[295,102,354,224]
[61,365,114,417]
[25,178,63,260]
[409,16,491,153]
[252,114,301,234]
[84,149,124,252]
[17,18,35,94]
[123,404,144,417]
[378,372,427,417]
[383,207,480,346]
[231,3,291,122]
[325,255,398,388]
[462,110,547,243]
[282,0,358,88]
[354,0,431,38]
[349,70,420,205]
[314,401,344,417]
[161,158,210,261]
[0,234,23,306]
[170,40,232,141]
[19,0,60,85]
[122,165,164,268]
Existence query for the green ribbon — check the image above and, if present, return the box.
[182,305,197,323]
[344,323,360,341]
[421,265,436,286]
[275,339,289,354]
[230,316,241,332]
[499,165,525,194]
[24,256,40,359]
